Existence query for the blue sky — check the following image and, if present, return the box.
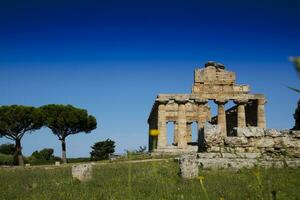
[0,0,300,157]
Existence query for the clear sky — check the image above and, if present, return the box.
[0,0,300,157]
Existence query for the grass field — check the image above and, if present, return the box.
[0,160,299,200]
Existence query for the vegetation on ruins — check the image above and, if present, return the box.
[0,105,43,166]
[293,100,300,130]
[288,57,300,93]
[40,104,97,164]
[0,160,299,200]
[90,139,115,161]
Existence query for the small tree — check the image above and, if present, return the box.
[0,143,15,155]
[41,104,97,164]
[0,105,43,166]
[293,100,300,130]
[288,57,300,92]
[31,148,54,160]
[90,139,115,161]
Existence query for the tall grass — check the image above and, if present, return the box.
[0,160,299,200]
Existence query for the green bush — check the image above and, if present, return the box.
[26,156,52,165]
[31,148,54,160]
[90,139,115,161]
[293,100,300,130]
[0,153,14,165]
[67,157,91,163]
[0,143,15,155]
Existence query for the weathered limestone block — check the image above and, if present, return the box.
[72,164,93,182]
[265,129,284,137]
[235,153,261,159]
[224,137,248,146]
[221,153,237,159]
[284,148,300,158]
[198,158,257,169]
[197,153,222,159]
[272,136,300,149]
[290,131,300,138]
[255,138,275,148]
[179,154,198,179]
[237,127,264,138]
[207,146,221,153]
[204,124,223,146]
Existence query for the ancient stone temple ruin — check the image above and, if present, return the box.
[148,62,267,153]
[148,62,300,169]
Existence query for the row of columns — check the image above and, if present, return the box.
[156,98,266,149]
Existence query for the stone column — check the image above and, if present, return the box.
[177,100,188,149]
[157,102,167,148]
[173,122,178,145]
[257,98,266,128]
[214,99,228,137]
[195,99,208,151]
[186,122,192,143]
[234,99,248,128]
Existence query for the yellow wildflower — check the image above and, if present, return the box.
[197,176,205,181]
[149,129,160,136]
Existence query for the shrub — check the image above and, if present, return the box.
[293,100,300,130]
[67,157,91,163]
[90,139,115,161]
[0,143,15,155]
[31,148,54,160]
[0,153,14,165]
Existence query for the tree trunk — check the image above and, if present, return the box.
[15,139,24,166]
[61,139,67,164]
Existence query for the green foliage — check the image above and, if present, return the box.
[67,157,91,163]
[0,143,15,155]
[90,139,115,160]
[293,100,300,130]
[0,105,43,139]
[0,105,43,165]
[40,104,97,139]
[0,153,14,165]
[0,161,300,199]
[31,148,54,160]
[125,146,149,160]
[288,57,300,92]
[40,104,97,163]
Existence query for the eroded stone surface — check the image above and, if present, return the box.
[72,164,93,182]
[179,154,198,179]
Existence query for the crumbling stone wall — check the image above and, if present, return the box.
[205,124,300,158]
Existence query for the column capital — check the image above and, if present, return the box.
[194,98,208,105]
[157,99,169,105]
[257,98,267,105]
[175,99,189,105]
[214,99,228,105]
[234,99,248,105]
